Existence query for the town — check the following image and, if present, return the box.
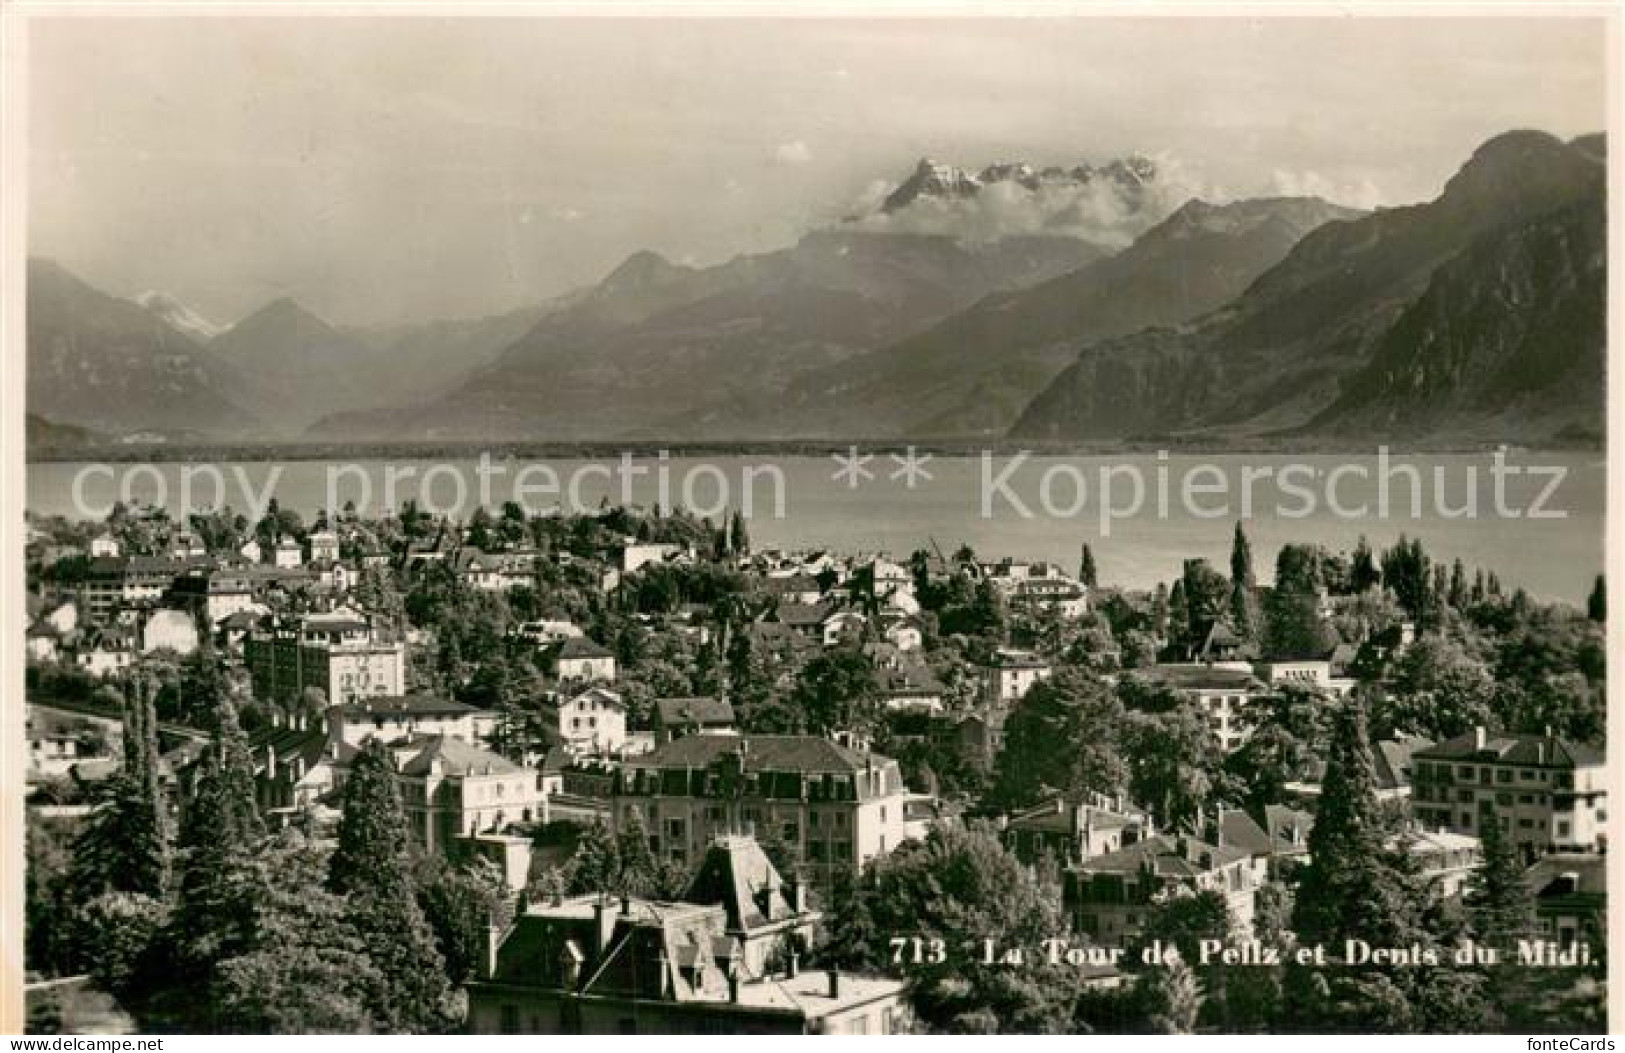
[21,497,1608,1033]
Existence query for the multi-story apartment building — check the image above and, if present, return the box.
[468,835,906,1035]
[612,735,911,891]
[166,567,260,626]
[393,735,546,854]
[980,648,1052,704]
[1063,833,1267,948]
[1411,727,1607,859]
[79,556,191,621]
[245,608,407,706]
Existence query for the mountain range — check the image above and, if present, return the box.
[1011,130,1605,446]
[26,134,1606,451]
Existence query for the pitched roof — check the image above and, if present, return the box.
[1071,832,1253,879]
[340,693,485,718]
[557,637,615,660]
[683,834,810,933]
[771,602,833,627]
[629,734,887,777]
[1417,729,1603,768]
[1134,663,1261,691]
[655,697,736,727]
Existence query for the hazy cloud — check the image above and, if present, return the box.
[774,140,814,166]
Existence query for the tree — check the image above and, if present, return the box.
[1230,522,1256,592]
[71,676,170,899]
[1587,574,1605,622]
[1466,811,1533,953]
[168,693,266,993]
[614,809,660,896]
[1124,704,1220,830]
[792,651,879,735]
[729,509,750,556]
[208,832,384,1033]
[1293,699,1420,954]
[566,819,622,894]
[1079,544,1099,590]
[821,823,1077,1033]
[1350,536,1380,593]
[1372,635,1494,740]
[417,858,508,986]
[328,742,452,1033]
[1142,955,1202,1034]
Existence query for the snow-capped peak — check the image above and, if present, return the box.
[137,291,221,343]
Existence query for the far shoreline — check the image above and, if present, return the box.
[23,437,1608,465]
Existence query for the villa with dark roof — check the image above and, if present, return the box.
[326,692,497,748]
[652,696,737,743]
[1062,833,1267,948]
[1411,726,1607,858]
[553,636,618,683]
[613,735,912,890]
[392,734,547,854]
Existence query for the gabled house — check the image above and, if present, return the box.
[553,637,618,684]
[1063,833,1267,948]
[653,697,737,743]
[542,687,629,754]
[467,835,905,1035]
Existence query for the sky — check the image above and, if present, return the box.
[28,15,1608,328]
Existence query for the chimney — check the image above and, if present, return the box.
[1474,725,1488,750]
[728,964,741,1004]
[827,969,841,999]
[787,951,801,979]
[1213,806,1226,848]
[593,898,616,955]
[483,913,507,980]
[620,892,631,917]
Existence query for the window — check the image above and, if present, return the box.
[1557,822,1571,838]
[1497,769,1512,783]
[1458,765,1475,778]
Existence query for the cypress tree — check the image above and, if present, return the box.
[329,742,451,1033]
[1587,574,1606,623]
[614,809,660,896]
[1079,543,1099,590]
[1350,536,1379,594]
[96,674,172,897]
[1467,809,1534,953]
[1230,521,1256,592]
[169,694,266,1020]
[1293,699,1418,952]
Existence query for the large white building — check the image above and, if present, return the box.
[1411,728,1607,859]
[613,735,912,891]
[245,608,407,706]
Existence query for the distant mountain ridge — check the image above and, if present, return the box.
[26,259,255,439]
[1011,130,1606,446]
[29,130,1605,451]
[743,195,1364,440]
[309,229,1108,442]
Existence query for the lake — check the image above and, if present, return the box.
[27,450,1605,604]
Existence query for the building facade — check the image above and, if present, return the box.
[613,735,912,891]
[1411,728,1607,858]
